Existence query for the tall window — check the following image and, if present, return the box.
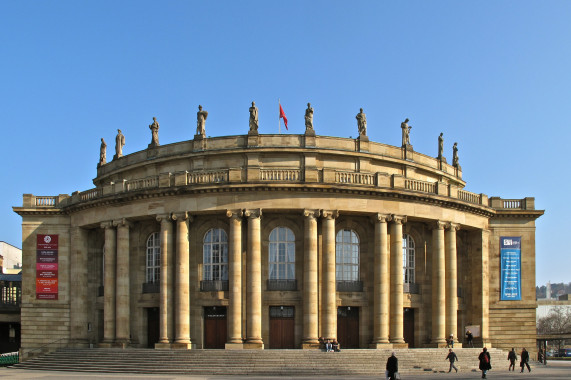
[203,228,228,281]
[269,227,295,280]
[336,229,359,281]
[146,232,161,283]
[403,233,415,284]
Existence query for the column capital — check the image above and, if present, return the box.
[171,212,193,222]
[303,209,320,219]
[100,221,114,229]
[244,208,262,219]
[321,210,339,219]
[226,209,244,219]
[391,215,407,224]
[370,213,391,224]
[446,222,460,231]
[431,220,446,230]
[113,218,133,228]
[156,214,172,223]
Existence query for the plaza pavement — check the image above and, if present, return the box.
[0,361,570,380]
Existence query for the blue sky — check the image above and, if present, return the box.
[2,1,569,286]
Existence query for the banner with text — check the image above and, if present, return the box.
[500,236,521,301]
[36,234,58,300]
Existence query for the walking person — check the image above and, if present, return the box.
[508,348,517,371]
[520,347,531,372]
[478,347,492,379]
[446,348,458,373]
[386,351,399,380]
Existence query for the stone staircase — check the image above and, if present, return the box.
[12,347,510,376]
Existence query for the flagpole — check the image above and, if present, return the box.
[278,98,281,134]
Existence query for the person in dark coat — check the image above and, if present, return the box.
[465,330,474,347]
[478,347,491,379]
[386,352,398,380]
[446,348,458,372]
[520,348,531,372]
[507,348,517,371]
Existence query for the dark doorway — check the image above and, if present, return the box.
[0,322,20,354]
[204,306,227,349]
[269,306,295,349]
[337,306,359,348]
[147,307,160,348]
[403,308,415,348]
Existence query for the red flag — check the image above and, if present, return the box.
[279,103,288,130]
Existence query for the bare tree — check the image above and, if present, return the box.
[537,306,571,353]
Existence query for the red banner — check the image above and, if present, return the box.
[36,234,58,300]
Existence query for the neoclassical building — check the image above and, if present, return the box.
[13,121,543,357]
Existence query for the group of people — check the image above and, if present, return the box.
[508,347,532,373]
[319,337,340,352]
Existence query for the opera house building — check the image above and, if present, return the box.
[13,110,543,358]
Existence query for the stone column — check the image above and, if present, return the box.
[321,210,338,340]
[474,229,491,347]
[172,212,192,348]
[114,218,131,346]
[226,210,244,348]
[70,226,89,347]
[371,214,391,347]
[244,209,263,348]
[302,209,320,348]
[101,221,116,345]
[390,216,406,345]
[445,223,460,346]
[431,221,446,345]
[156,214,173,348]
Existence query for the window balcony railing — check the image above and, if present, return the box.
[200,280,229,292]
[142,282,160,294]
[403,282,420,294]
[336,280,363,292]
[267,279,297,291]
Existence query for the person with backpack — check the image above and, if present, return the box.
[478,347,491,379]
[507,348,517,371]
[520,348,531,372]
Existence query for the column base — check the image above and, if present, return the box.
[154,343,173,350]
[301,343,321,349]
[390,342,409,349]
[243,342,264,349]
[97,342,114,348]
[225,342,245,350]
[427,341,448,348]
[171,342,193,350]
[112,342,130,349]
[369,342,393,349]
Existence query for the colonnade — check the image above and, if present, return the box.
[96,210,465,349]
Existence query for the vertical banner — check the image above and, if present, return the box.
[500,236,521,301]
[36,234,59,300]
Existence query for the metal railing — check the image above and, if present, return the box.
[200,280,229,292]
[336,280,363,292]
[267,279,297,291]
[142,282,160,294]
[403,282,420,294]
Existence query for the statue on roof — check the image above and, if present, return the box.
[114,129,125,160]
[305,103,314,131]
[196,105,208,137]
[249,101,259,132]
[401,118,412,146]
[148,117,160,148]
[99,138,107,166]
[438,132,444,159]
[453,142,459,167]
[356,108,367,136]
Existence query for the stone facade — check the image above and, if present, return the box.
[13,133,543,358]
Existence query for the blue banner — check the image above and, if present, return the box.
[500,236,522,301]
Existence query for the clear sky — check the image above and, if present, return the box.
[2,1,569,286]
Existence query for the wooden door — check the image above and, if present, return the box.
[269,306,295,349]
[337,306,359,348]
[204,306,227,349]
[403,308,415,348]
[147,308,160,348]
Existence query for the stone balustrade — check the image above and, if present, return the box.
[260,169,301,181]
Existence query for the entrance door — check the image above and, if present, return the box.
[147,308,160,348]
[403,308,415,348]
[204,306,227,349]
[269,306,295,349]
[337,306,359,348]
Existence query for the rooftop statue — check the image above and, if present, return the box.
[401,118,412,146]
[99,138,107,166]
[453,142,459,167]
[305,103,314,131]
[148,117,160,148]
[356,108,367,136]
[438,132,444,159]
[196,105,208,137]
[114,129,125,159]
[249,101,259,132]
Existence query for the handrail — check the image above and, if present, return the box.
[25,337,69,356]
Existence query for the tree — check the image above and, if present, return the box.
[537,306,571,353]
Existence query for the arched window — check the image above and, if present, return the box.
[203,228,228,281]
[146,232,161,283]
[269,227,295,280]
[403,233,415,284]
[336,229,359,281]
